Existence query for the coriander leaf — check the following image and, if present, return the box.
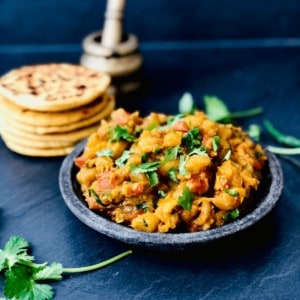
[168,168,178,183]
[96,149,114,157]
[204,95,263,123]
[188,147,207,156]
[146,171,159,187]
[179,155,188,176]
[0,236,34,270]
[146,121,159,131]
[34,262,63,281]
[163,146,179,163]
[178,92,195,114]
[223,149,232,161]
[247,124,261,141]
[225,189,240,197]
[88,189,107,206]
[136,203,148,212]
[204,95,230,122]
[178,187,194,211]
[157,190,166,198]
[182,128,201,151]
[109,125,136,142]
[212,136,220,152]
[130,161,161,174]
[115,150,131,167]
[264,120,300,147]
[223,209,240,222]
[141,153,148,163]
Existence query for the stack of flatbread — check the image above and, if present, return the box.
[0,63,115,157]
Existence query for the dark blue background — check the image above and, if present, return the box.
[0,1,300,300]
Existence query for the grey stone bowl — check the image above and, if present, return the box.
[59,139,283,251]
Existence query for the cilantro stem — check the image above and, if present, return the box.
[228,107,263,119]
[267,146,300,155]
[62,250,132,274]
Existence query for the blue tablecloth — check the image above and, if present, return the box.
[0,43,299,299]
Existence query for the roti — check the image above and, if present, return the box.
[1,135,74,157]
[0,92,113,127]
[0,63,111,112]
[1,95,115,134]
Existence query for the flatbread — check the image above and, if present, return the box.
[1,95,115,134]
[0,92,113,126]
[1,120,99,143]
[1,135,74,157]
[0,63,111,112]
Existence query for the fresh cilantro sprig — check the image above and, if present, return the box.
[178,187,194,211]
[203,95,263,123]
[182,128,201,151]
[109,125,136,143]
[0,236,132,300]
[223,209,240,222]
[178,92,196,114]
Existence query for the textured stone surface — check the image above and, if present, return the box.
[0,46,300,299]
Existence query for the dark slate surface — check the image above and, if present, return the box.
[0,44,300,299]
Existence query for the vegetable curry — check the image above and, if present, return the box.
[75,108,267,233]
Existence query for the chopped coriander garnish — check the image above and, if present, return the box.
[168,167,178,183]
[178,186,194,211]
[188,147,207,156]
[141,153,148,163]
[136,203,148,212]
[109,125,136,142]
[178,92,195,114]
[223,149,232,161]
[212,136,220,152]
[115,150,131,167]
[0,236,132,300]
[146,121,159,131]
[223,209,240,222]
[96,149,114,157]
[88,188,107,206]
[146,171,159,187]
[163,146,179,163]
[130,161,161,174]
[182,128,201,151]
[157,190,166,198]
[225,189,240,197]
[179,155,188,176]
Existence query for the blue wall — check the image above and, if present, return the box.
[1,0,300,46]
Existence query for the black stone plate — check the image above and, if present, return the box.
[59,139,283,251]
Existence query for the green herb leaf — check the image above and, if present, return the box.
[136,203,148,212]
[146,121,159,131]
[109,125,136,142]
[130,161,161,174]
[88,188,107,206]
[204,95,231,122]
[264,120,300,147]
[182,128,201,151]
[146,171,159,187]
[212,136,220,152]
[34,262,63,281]
[179,155,188,176]
[96,149,114,157]
[188,147,207,156]
[247,124,261,141]
[178,92,195,114]
[163,146,179,163]
[223,208,240,222]
[115,150,132,167]
[168,167,178,183]
[1,236,132,300]
[223,149,232,161]
[204,95,263,123]
[157,190,166,198]
[225,189,240,197]
[0,236,34,271]
[178,187,194,211]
